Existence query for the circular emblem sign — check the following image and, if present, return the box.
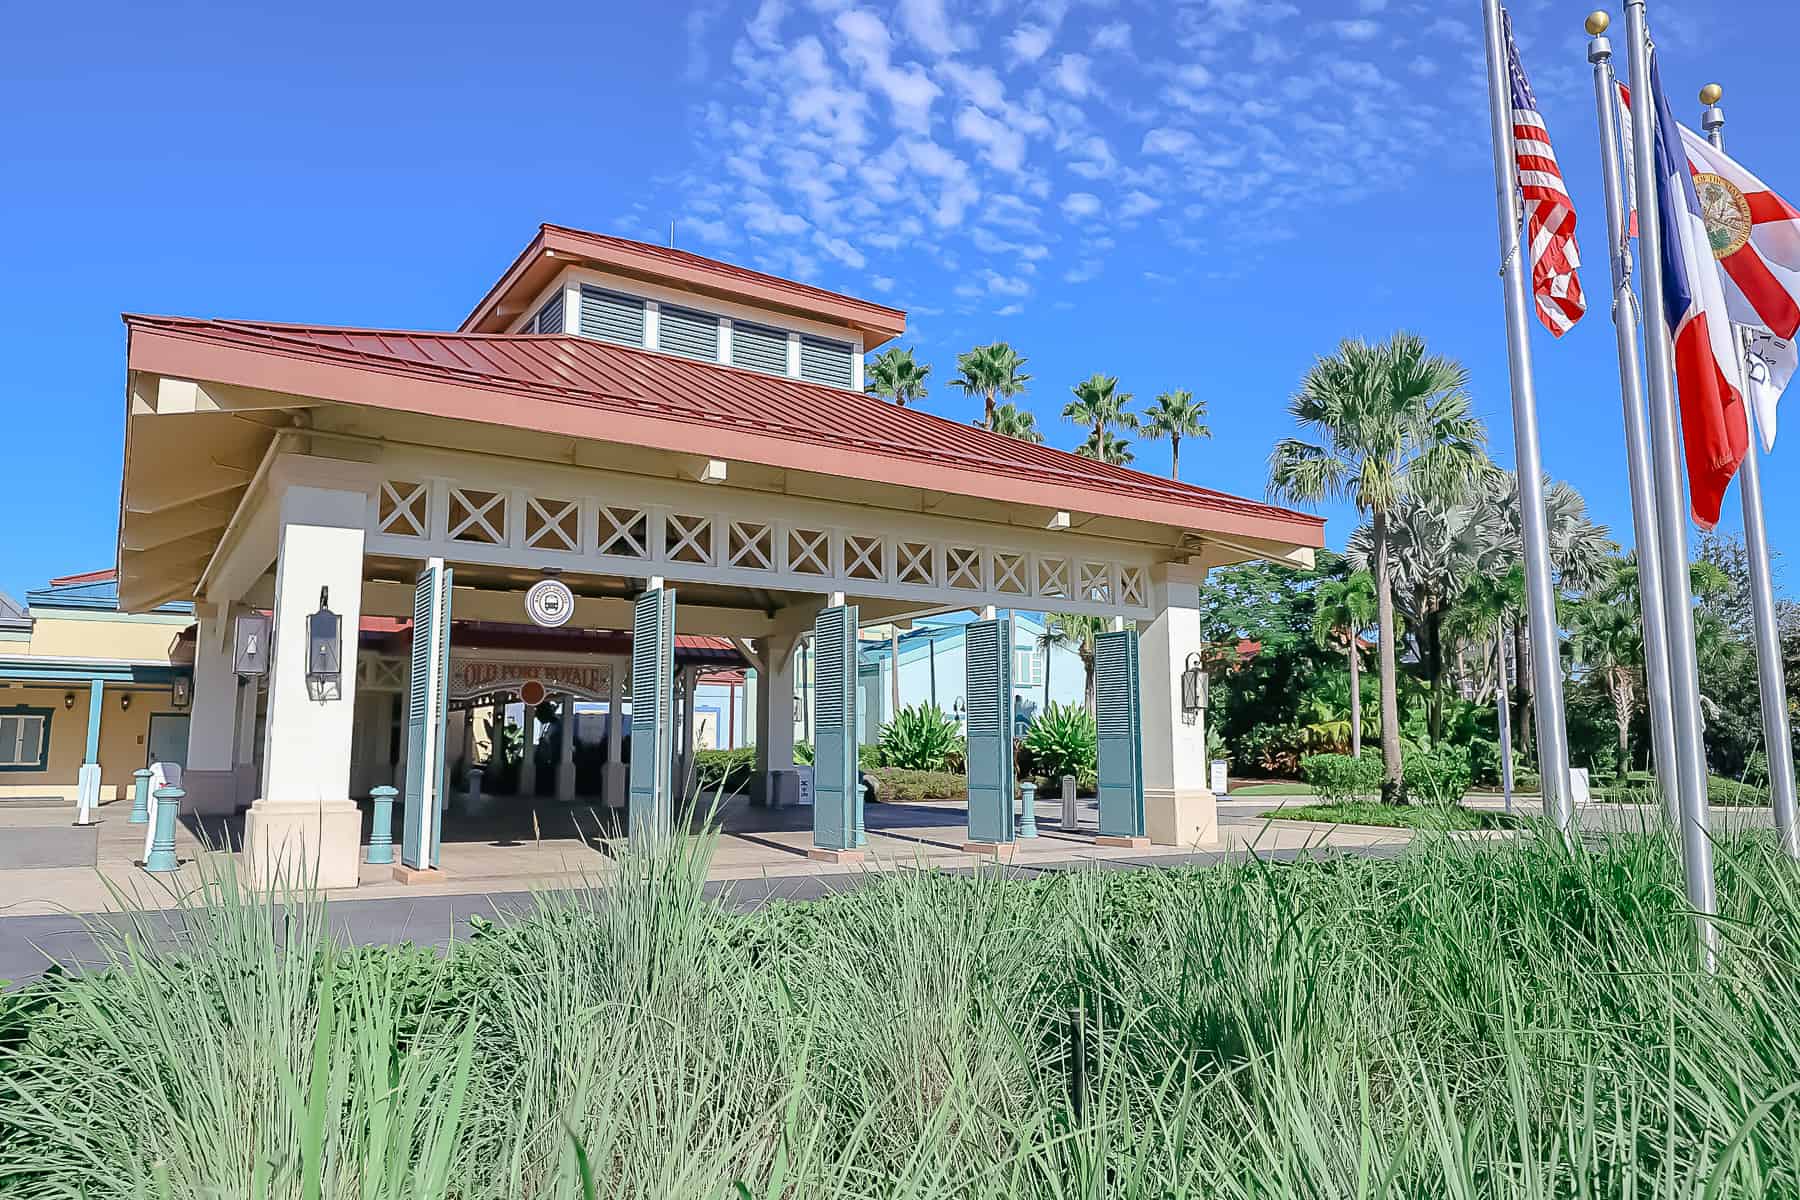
[525,578,575,628]
[519,680,548,707]
[1694,172,1753,259]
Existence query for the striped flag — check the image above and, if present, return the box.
[1505,11,1586,336]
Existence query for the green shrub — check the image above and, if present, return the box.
[1403,744,1474,805]
[1468,737,1504,787]
[1020,703,1097,782]
[1300,753,1383,804]
[866,766,965,801]
[1515,767,1542,793]
[858,742,880,772]
[693,747,757,794]
[1709,774,1769,806]
[792,740,814,766]
[877,703,964,771]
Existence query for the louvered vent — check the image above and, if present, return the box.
[579,285,646,346]
[532,294,564,334]
[657,305,720,361]
[799,335,855,388]
[731,321,790,375]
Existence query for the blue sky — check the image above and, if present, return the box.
[2,0,1792,601]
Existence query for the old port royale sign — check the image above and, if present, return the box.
[447,651,614,704]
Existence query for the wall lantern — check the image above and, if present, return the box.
[306,588,343,702]
[64,692,76,710]
[120,693,132,712]
[171,676,191,710]
[234,612,272,677]
[1180,653,1206,726]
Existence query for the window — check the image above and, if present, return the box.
[1012,646,1044,689]
[532,293,564,334]
[731,321,790,375]
[798,335,855,388]
[0,709,49,770]
[657,305,721,361]
[579,285,646,346]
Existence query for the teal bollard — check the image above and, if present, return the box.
[1019,782,1039,839]
[145,786,182,873]
[366,785,397,865]
[129,768,153,824]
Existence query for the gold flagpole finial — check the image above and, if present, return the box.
[1700,83,1723,105]
[1585,11,1610,35]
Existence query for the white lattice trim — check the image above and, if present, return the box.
[946,546,982,590]
[378,481,428,537]
[598,506,649,558]
[843,533,883,582]
[666,513,715,565]
[1080,560,1113,603]
[895,540,934,586]
[728,521,774,570]
[525,496,580,552]
[448,488,506,544]
[1036,556,1071,599]
[993,551,1028,595]
[787,527,830,575]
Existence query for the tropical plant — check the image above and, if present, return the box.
[1311,572,1376,757]
[948,342,1030,429]
[1021,703,1098,783]
[988,402,1043,442]
[1062,373,1137,445]
[1268,332,1489,802]
[1074,429,1134,465]
[863,346,931,407]
[1568,575,1646,775]
[1138,389,1210,480]
[1041,613,1107,711]
[1300,751,1384,804]
[876,702,965,771]
[1402,743,1475,806]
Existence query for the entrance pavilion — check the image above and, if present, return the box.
[115,225,1323,889]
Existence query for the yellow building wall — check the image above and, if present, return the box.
[26,616,187,662]
[0,684,179,804]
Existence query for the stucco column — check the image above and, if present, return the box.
[1141,563,1215,848]
[184,606,240,815]
[234,668,260,806]
[556,694,577,802]
[73,678,104,824]
[754,633,799,804]
[604,663,626,807]
[245,484,368,890]
[519,702,538,797]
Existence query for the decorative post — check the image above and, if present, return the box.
[366,785,397,865]
[1061,775,1079,829]
[1018,781,1039,839]
[854,782,867,847]
[129,768,154,824]
[144,786,182,873]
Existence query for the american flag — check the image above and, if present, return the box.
[1505,11,1586,336]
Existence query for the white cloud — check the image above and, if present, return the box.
[1053,53,1095,97]
[833,10,940,134]
[685,216,731,242]
[983,270,1031,296]
[1175,63,1212,87]
[995,303,1024,316]
[1007,23,1053,64]
[1094,21,1132,52]
[1061,192,1102,218]
[1409,55,1439,78]
[1331,19,1380,40]
[814,231,866,269]
[939,61,1005,110]
[1066,133,1116,179]
[1117,191,1161,220]
[869,275,896,292]
[1142,127,1198,155]
[741,197,808,236]
[954,105,1027,172]
[1064,259,1103,283]
[1329,60,1383,87]
[897,0,965,55]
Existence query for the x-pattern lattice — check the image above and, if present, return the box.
[448,488,505,544]
[895,541,934,586]
[666,514,714,565]
[598,507,648,558]
[525,496,579,552]
[844,534,883,581]
[1080,561,1113,603]
[946,546,982,590]
[788,528,830,574]
[728,522,774,570]
[378,481,428,537]
[993,552,1027,594]
[1037,557,1071,599]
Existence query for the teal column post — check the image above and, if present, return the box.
[366,785,397,865]
[83,678,104,763]
[129,768,154,824]
[1019,781,1039,838]
[144,786,182,873]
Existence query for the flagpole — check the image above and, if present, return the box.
[1480,0,1575,836]
[1621,0,1719,968]
[1700,86,1800,859]
[1585,13,1680,824]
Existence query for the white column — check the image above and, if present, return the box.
[234,667,260,806]
[755,633,799,802]
[520,702,538,797]
[556,693,577,802]
[184,605,241,815]
[1141,563,1215,848]
[245,484,368,890]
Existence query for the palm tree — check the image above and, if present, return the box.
[864,347,931,407]
[1312,572,1377,756]
[1568,585,1644,774]
[1446,563,1526,794]
[1063,374,1137,445]
[1041,613,1107,712]
[1139,389,1211,480]
[1268,332,1488,803]
[988,402,1043,442]
[949,343,1030,428]
[1074,429,1134,465]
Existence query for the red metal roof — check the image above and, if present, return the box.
[49,568,117,586]
[461,225,907,346]
[126,315,1323,546]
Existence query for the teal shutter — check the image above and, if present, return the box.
[657,305,720,361]
[579,285,646,346]
[731,321,790,375]
[628,588,676,838]
[812,604,859,850]
[532,294,564,334]
[403,562,453,869]
[798,335,855,388]
[1094,629,1145,838]
[965,618,1015,843]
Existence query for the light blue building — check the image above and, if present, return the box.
[855,613,1088,742]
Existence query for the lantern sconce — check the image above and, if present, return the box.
[64,691,76,710]
[1180,653,1206,726]
[120,693,132,712]
[171,676,191,710]
[306,587,344,702]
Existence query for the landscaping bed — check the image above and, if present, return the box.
[1260,801,1522,831]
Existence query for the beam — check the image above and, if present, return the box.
[119,499,238,553]
[155,377,321,415]
[349,579,784,638]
